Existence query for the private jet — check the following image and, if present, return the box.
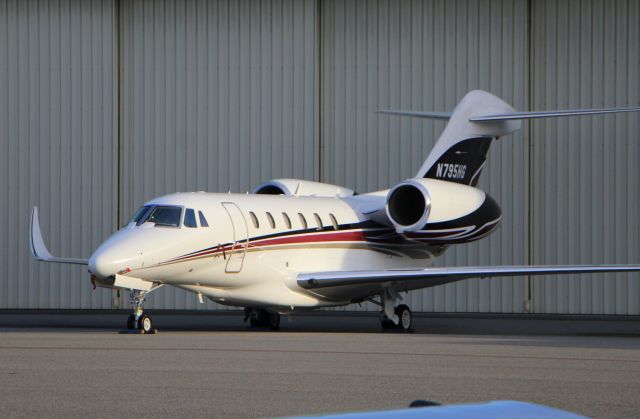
[30,90,640,333]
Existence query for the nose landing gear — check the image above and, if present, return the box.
[125,290,156,334]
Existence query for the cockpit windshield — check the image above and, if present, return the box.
[127,205,184,227]
[129,205,153,225]
[146,206,183,227]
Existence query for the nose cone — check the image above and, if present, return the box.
[88,229,143,279]
[88,251,118,280]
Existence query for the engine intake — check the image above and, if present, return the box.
[385,179,431,232]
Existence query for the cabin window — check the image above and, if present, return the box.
[282,212,292,229]
[198,211,209,227]
[147,206,182,227]
[266,212,276,229]
[313,213,323,231]
[298,213,307,229]
[249,211,259,228]
[329,213,339,230]
[184,208,197,228]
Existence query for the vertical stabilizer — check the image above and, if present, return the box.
[416,90,521,186]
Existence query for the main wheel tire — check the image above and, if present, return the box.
[380,316,396,330]
[139,314,152,333]
[250,309,267,328]
[268,312,280,331]
[127,314,136,330]
[395,305,412,331]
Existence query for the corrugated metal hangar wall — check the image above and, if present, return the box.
[1,0,638,314]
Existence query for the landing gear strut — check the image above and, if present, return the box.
[244,308,281,330]
[127,290,154,333]
[379,289,412,332]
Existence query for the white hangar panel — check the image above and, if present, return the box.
[530,0,640,314]
[118,0,318,309]
[0,0,117,308]
[320,0,529,312]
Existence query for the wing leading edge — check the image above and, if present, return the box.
[297,265,640,290]
[378,106,640,123]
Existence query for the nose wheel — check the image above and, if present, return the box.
[124,290,156,334]
[139,314,153,333]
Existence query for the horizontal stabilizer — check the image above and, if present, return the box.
[470,107,640,122]
[30,207,88,265]
[298,264,640,289]
[377,110,452,120]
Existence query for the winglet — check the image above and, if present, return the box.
[30,206,89,265]
[30,206,54,260]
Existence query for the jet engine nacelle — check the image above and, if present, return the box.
[385,178,490,233]
[385,179,432,233]
[254,178,354,198]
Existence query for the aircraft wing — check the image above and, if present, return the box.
[298,264,640,290]
[30,207,88,265]
[379,106,640,122]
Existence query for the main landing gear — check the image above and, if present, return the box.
[378,289,412,332]
[126,290,155,334]
[244,308,281,330]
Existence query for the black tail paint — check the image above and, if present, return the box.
[423,137,493,186]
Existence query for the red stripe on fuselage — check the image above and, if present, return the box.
[160,229,368,266]
[249,230,365,248]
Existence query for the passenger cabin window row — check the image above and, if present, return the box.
[248,210,340,231]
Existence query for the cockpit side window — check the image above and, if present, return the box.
[198,211,209,227]
[184,208,197,228]
[147,206,182,227]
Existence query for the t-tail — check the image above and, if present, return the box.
[380,90,640,187]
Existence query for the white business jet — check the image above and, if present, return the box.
[30,90,640,333]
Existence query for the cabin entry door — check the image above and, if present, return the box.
[221,202,248,273]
